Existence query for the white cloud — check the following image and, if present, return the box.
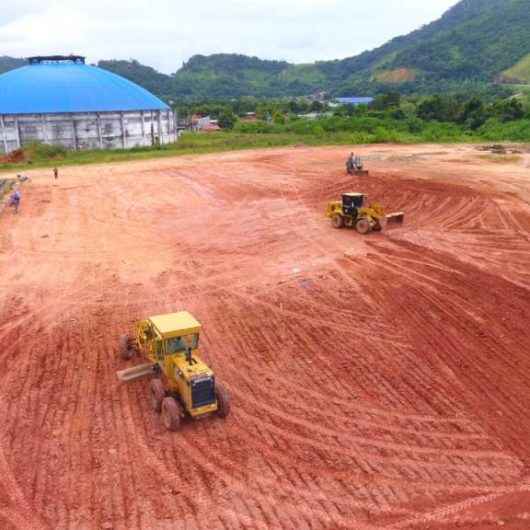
[0,0,459,73]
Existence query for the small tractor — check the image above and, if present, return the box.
[346,154,369,176]
[326,192,404,234]
[117,311,230,431]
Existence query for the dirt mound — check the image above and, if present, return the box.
[0,148,25,164]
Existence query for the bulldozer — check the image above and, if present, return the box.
[117,311,230,431]
[326,192,404,234]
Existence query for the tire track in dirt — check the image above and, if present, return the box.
[1,145,530,528]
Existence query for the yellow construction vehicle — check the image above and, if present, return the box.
[326,192,404,234]
[117,311,230,431]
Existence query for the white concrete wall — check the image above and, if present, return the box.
[0,110,176,154]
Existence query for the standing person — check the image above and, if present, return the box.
[346,152,355,175]
[9,188,21,214]
[53,167,59,181]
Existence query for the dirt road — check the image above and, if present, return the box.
[0,144,529,529]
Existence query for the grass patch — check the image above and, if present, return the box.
[502,53,530,84]
[0,131,414,173]
[1,116,529,173]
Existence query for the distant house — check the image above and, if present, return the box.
[297,112,333,120]
[191,114,209,131]
[190,114,220,132]
[201,121,221,133]
[240,112,257,123]
[334,97,374,106]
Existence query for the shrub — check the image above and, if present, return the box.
[24,141,67,160]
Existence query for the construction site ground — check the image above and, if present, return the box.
[0,144,529,530]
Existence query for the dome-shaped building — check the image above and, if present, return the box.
[0,55,176,153]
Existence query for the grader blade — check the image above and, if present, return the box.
[386,211,405,225]
[116,363,156,382]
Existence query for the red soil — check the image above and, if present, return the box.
[374,68,417,84]
[0,144,529,529]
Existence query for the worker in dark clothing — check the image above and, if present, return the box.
[53,167,59,180]
[8,188,21,214]
[346,152,355,175]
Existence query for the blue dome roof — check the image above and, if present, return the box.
[0,59,169,115]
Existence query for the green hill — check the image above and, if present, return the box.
[332,0,530,94]
[1,0,529,98]
[171,54,295,98]
[97,59,175,100]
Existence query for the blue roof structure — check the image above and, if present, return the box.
[0,57,169,115]
[335,97,374,106]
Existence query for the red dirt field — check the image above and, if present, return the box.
[0,144,529,530]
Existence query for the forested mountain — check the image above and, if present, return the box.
[1,0,529,99]
[170,54,328,98]
[97,60,175,100]
[329,0,530,94]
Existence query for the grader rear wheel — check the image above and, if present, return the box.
[215,383,231,419]
[161,397,182,432]
[119,334,134,360]
[355,218,372,235]
[150,379,166,413]
[332,215,344,229]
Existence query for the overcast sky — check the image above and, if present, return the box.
[0,0,459,74]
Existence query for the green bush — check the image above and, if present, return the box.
[218,110,237,129]
[234,121,277,134]
[479,119,530,141]
[25,142,67,160]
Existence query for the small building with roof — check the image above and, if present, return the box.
[334,97,374,107]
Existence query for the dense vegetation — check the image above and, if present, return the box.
[223,92,530,144]
[176,91,530,130]
[97,60,175,100]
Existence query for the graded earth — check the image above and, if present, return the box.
[0,144,529,529]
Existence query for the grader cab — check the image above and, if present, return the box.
[326,193,404,235]
[117,311,230,431]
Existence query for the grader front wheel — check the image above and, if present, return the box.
[150,379,166,413]
[215,383,231,418]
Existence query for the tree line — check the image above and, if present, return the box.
[176,92,529,133]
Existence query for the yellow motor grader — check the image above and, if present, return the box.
[326,192,404,234]
[117,311,230,431]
